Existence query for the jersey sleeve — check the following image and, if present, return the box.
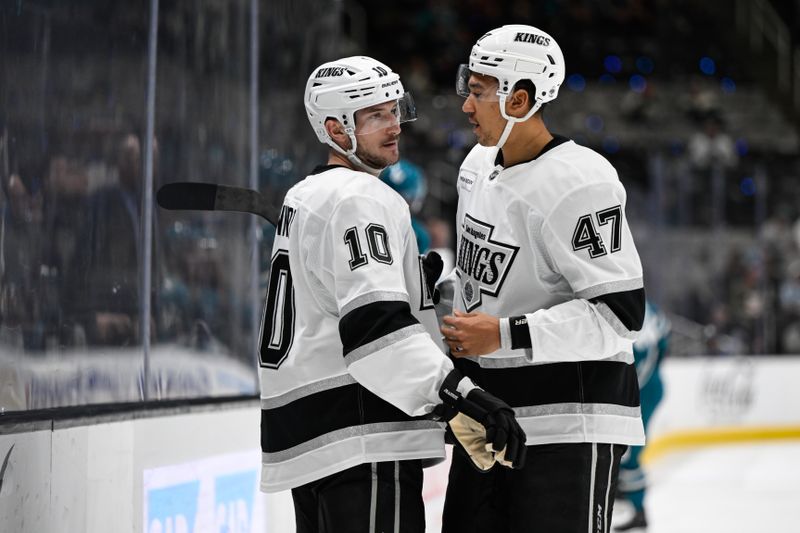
[542,182,642,297]
[514,182,644,363]
[322,192,452,417]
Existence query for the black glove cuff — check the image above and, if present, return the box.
[438,368,464,403]
[430,368,465,422]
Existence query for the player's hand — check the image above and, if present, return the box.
[441,310,501,356]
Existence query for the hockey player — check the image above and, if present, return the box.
[613,301,670,532]
[437,26,647,532]
[259,56,526,533]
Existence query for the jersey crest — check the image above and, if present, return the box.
[455,214,519,311]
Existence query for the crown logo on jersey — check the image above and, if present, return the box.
[456,214,519,312]
[463,280,475,303]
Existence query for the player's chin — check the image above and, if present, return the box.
[475,134,495,147]
[471,127,492,146]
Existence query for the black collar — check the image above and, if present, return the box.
[310,164,349,175]
[494,134,570,168]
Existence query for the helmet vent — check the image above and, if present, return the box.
[312,82,322,87]
[478,61,499,67]
[346,87,377,99]
[547,54,555,65]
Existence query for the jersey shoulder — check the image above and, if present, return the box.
[512,141,624,213]
[288,167,408,218]
[461,143,499,170]
[539,141,619,188]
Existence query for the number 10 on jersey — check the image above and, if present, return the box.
[260,250,295,369]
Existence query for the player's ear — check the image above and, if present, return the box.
[325,118,351,150]
[325,118,345,139]
[507,88,530,119]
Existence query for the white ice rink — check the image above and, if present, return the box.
[422,440,800,533]
[641,440,800,533]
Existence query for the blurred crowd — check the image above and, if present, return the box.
[3,0,800,361]
[0,129,250,355]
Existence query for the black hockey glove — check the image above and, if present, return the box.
[464,387,527,470]
[421,251,443,304]
[432,369,527,471]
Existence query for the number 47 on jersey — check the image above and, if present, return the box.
[571,205,622,258]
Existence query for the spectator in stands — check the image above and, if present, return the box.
[779,260,800,352]
[0,172,44,349]
[687,113,738,171]
[684,77,722,125]
[45,153,91,346]
[67,133,159,346]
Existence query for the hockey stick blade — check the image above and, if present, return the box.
[157,182,279,225]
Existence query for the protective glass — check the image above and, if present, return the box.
[456,64,500,102]
[354,92,417,135]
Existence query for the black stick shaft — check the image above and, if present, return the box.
[156,182,280,225]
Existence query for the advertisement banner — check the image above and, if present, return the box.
[143,449,263,533]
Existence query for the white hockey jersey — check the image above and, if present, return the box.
[450,137,646,446]
[258,165,452,492]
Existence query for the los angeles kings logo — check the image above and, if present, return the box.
[456,214,519,311]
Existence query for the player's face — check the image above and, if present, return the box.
[354,101,402,169]
[461,74,505,146]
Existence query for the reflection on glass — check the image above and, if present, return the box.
[0,0,271,411]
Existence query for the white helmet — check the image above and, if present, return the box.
[457,25,565,148]
[305,56,417,174]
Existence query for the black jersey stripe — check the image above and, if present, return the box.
[339,300,419,356]
[590,287,645,332]
[261,381,430,453]
[344,324,427,367]
[453,358,640,409]
[506,288,645,349]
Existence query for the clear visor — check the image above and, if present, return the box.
[354,92,417,136]
[456,64,500,102]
